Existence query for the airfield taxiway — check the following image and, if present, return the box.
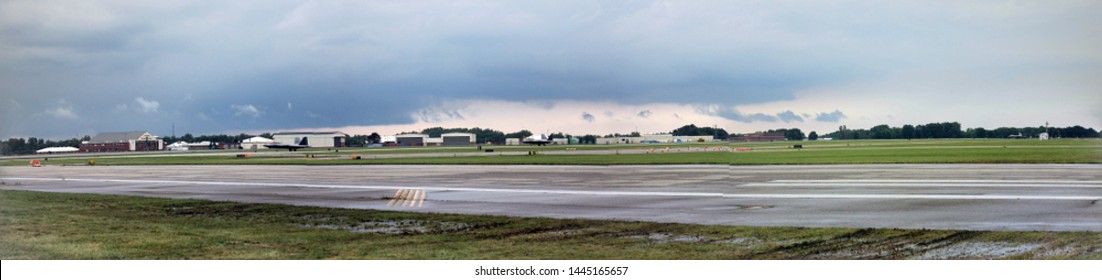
[2,164,1100,231]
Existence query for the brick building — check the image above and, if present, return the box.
[79,131,164,153]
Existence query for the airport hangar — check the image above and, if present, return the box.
[395,133,476,147]
[272,131,349,148]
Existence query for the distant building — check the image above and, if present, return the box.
[391,133,477,146]
[79,131,164,153]
[441,132,476,146]
[595,137,641,145]
[728,133,786,142]
[395,134,428,146]
[185,141,215,150]
[380,135,397,144]
[272,131,348,148]
[649,134,715,143]
[425,137,443,146]
[590,134,718,145]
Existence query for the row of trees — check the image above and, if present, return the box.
[162,133,263,145]
[763,128,806,141]
[671,124,729,140]
[1,136,90,155]
[724,128,808,141]
[346,133,382,146]
[821,122,1100,140]
[970,125,1100,139]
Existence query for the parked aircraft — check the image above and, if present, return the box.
[265,137,309,151]
[521,134,553,146]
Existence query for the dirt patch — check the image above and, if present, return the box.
[539,229,584,236]
[716,237,760,245]
[916,242,1042,259]
[298,220,471,234]
[1037,245,1078,258]
[628,233,709,244]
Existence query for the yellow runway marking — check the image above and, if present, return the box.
[418,190,426,207]
[389,188,426,208]
[387,189,406,206]
[407,190,420,207]
[404,189,414,207]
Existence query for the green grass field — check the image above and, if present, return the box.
[1,190,1098,259]
[4,139,1099,166]
[312,141,725,155]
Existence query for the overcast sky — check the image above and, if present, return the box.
[2,0,1100,139]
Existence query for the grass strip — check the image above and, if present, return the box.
[1,190,1098,260]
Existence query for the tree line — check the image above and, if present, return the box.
[763,128,806,141]
[671,124,729,139]
[161,133,263,145]
[820,122,1099,140]
[1,136,90,155]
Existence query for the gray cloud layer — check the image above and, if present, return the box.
[815,110,847,122]
[1,1,1099,137]
[698,105,847,125]
[777,111,804,123]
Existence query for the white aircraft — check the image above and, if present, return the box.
[521,134,554,146]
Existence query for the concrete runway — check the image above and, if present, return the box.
[2,164,1100,231]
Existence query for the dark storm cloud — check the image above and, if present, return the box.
[2,1,1099,138]
[0,1,856,137]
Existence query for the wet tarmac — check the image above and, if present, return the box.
[2,164,1100,231]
